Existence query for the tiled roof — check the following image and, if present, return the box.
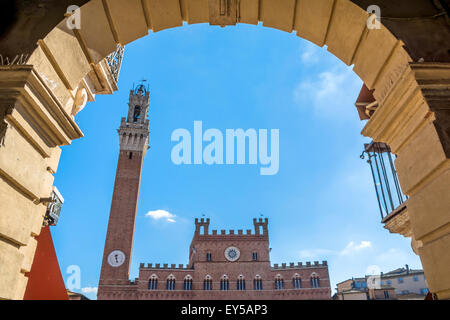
[383,267,424,277]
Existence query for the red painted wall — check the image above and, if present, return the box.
[23,225,68,300]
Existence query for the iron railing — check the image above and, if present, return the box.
[361,142,408,219]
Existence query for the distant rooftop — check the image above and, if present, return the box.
[336,265,424,288]
[383,265,424,278]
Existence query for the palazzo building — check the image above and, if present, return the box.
[100,216,331,300]
[97,85,331,300]
[1,0,449,301]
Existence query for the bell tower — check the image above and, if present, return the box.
[98,84,150,297]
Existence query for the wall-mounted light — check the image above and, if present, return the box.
[41,186,64,226]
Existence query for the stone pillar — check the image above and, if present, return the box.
[363,63,450,300]
[0,65,83,300]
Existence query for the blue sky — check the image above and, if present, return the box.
[52,23,422,300]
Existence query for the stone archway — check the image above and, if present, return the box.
[0,0,449,300]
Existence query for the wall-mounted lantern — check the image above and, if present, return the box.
[42,187,64,226]
[361,142,408,220]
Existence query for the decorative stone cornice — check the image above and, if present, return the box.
[209,0,238,26]
[0,65,84,147]
[362,63,450,155]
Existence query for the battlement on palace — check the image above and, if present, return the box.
[272,261,328,270]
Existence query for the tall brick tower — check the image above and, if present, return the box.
[98,84,150,297]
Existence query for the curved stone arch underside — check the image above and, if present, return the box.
[29,0,412,126]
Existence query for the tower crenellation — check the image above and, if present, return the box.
[194,218,269,238]
[253,218,269,236]
[194,218,210,235]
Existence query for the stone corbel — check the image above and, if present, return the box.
[71,87,88,116]
[382,202,411,237]
[411,236,423,256]
[0,105,14,146]
[381,201,422,256]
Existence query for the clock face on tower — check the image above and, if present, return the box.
[224,246,241,262]
[107,250,126,267]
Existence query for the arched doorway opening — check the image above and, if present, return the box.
[0,0,448,300]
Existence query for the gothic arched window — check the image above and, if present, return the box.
[275,274,284,290]
[148,275,158,290]
[203,275,212,291]
[237,275,246,291]
[220,275,229,291]
[310,273,320,288]
[293,274,302,289]
[254,275,263,291]
[184,275,193,291]
[166,275,176,290]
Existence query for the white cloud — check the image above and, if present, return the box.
[300,43,320,64]
[299,241,372,259]
[340,241,372,256]
[81,287,98,294]
[145,209,177,223]
[293,65,362,118]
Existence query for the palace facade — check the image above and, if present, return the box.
[99,217,331,300]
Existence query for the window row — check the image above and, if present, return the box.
[147,274,321,290]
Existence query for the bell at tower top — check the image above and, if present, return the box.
[126,82,150,125]
[134,83,148,95]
